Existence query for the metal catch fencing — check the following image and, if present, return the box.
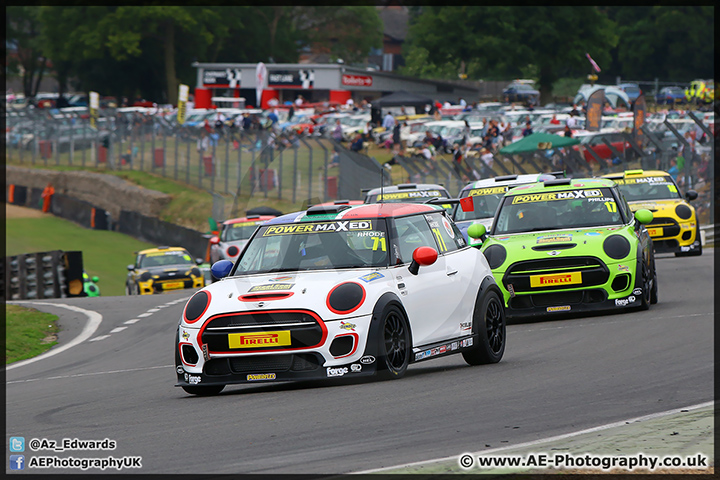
[4,108,342,209]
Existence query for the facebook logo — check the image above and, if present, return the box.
[9,437,25,452]
[10,455,25,470]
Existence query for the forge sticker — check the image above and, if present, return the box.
[511,189,603,204]
[536,234,573,244]
[248,283,294,292]
[468,186,508,196]
[376,190,442,200]
[263,221,373,236]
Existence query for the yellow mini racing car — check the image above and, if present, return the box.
[126,246,205,295]
[603,169,701,256]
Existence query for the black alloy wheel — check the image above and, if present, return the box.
[379,305,410,379]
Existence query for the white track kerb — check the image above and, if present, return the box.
[6,302,103,371]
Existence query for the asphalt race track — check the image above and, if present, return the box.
[6,250,714,475]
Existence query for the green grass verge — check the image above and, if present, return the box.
[6,215,156,296]
[5,304,59,364]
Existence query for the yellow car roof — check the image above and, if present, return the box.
[137,246,188,255]
[603,169,671,179]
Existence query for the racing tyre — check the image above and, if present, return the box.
[650,255,659,305]
[377,305,411,380]
[463,289,506,365]
[639,261,651,311]
[181,385,225,396]
[688,224,702,256]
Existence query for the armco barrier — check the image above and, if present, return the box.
[117,210,208,260]
[2,250,86,300]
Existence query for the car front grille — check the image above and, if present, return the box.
[509,289,607,309]
[203,353,322,376]
[648,217,680,237]
[201,310,325,354]
[503,257,609,293]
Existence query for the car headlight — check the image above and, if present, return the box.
[140,272,152,281]
[483,244,507,269]
[227,245,239,257]
[190,267,201,277]
[603,235,631,260]
[184,291,211,324]
[675,204,693,220]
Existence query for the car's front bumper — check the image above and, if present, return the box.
[502,287,645,319]
[647,220,698,254]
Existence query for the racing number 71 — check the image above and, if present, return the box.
[372,236,387,251]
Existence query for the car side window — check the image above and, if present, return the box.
[393,215,438,264]
[424,213,461,253]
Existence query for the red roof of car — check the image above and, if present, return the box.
[223,215,276,225]
[341,203,440,218]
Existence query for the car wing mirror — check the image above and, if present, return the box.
[92,276,99,283]
[408,246,438,275]
[127,264,135,271]
[467,223,487,243]
[209,236,220,245]
[634,209,653,227]
[196,258,205,265]
[685,190,698,201]
[210,260,233,280]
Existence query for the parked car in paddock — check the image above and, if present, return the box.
[209,215,277,264]
[655,86,686,105]
[126,247,205,295]
[175,202,506,395]
[602,169,701,256]
[452,172,565,246]
[467,177,657,319]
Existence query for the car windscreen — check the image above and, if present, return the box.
[235,219,389,274]
[613,176,681,201]
[493,187,623,234]
[221,221,264,242]
[139,250,195,268]
[454,186,508,221]
[366,189,450,204]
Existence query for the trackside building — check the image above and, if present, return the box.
[192,62,480,109]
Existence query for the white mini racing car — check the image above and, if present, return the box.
[176,202,506,395]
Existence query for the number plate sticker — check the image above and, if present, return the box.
[646,227,663,237]
[163,281,185,290]
[530,272,582,288]
[228,331,292,349]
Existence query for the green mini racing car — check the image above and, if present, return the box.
[467,177,658,319]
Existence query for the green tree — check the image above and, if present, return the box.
[611,6,713,82]
[400,6,619,104]
[7,6,49,97]
[296,6,383,64]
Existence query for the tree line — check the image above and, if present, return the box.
[6,6,713,106]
